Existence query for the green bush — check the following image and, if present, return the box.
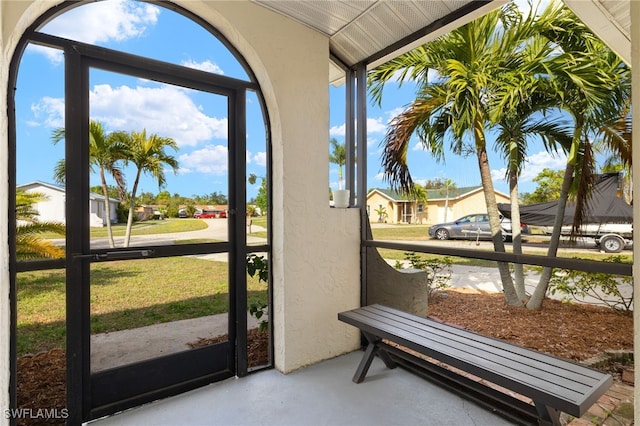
[247,254,269,332]
[549,256,633,314]
[395,252,452,300]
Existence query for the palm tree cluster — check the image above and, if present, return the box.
[369,1,630,308]
[52,120,179,248]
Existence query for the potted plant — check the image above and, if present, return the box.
[330,138,349,208]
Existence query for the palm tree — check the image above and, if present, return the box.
[111,129,179,247]
[16,189,65,260]
[493,104,573,300]
[369,1,629,308]
[522,9,631,309]
[52,120,128,248]
[369,2,552,306]
[442,179,456,223]
[409,184,428,224]
[329,138,346,190]
[596,103,632,203]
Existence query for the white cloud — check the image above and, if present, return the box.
[520,150,568,182]
[367,117,387,133]
[252,151,267,167]
[32,0,159,65]
[25,45,65,66]
[330,117,388,137]
[246,150,267,166]
[90,83,227,145]
[179,145,227,175]
[30,83,228,146]
[30,97,65,128]
[330,124,345,137]
[42,0,159,44]
[491,150,568,183]
[386,107,405,120]
[181,59,224,75]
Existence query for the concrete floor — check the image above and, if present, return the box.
[89,351,517,426]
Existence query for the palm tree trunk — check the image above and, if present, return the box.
[475,133,520,306]
[526,162,575,309]
[100,168,116,248]
[509,170,526,302]
[124,171,141,248]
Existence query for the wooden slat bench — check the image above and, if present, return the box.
[338,304,613,426]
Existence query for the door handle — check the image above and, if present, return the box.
[73,249,154,261]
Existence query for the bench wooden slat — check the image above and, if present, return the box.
[356,305,603,388]
[341,309,594,409]
[359,304,609,387]
[368,305,605,382]
[339,304,612,420]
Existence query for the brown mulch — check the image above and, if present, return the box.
[427,289,634,362]
[188,327,270,367]
[15,292,633,425]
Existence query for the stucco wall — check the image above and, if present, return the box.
[184,1,361,372]
[0,1,362,416]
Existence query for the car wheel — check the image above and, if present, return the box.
[434,228,450,240]
[600,235,624,253]
[501,232,509,242]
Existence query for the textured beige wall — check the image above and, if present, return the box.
[0,2,361,415]
[185,1,361,372]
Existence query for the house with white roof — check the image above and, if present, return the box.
[18,181,119,228]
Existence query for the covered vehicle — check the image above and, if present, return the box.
[428,213,529,242]
[498,173,632,253]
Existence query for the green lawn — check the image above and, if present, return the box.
[20,218,630,355]
[370,225,633,265]
[89,218,208,237]
[17,257,267,355]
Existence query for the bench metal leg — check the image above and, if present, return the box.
[353,342,377,383]
[534,402,561,426]
[352,333,397,384]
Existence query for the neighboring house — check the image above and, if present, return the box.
[135,205,167,221]
[193,205,229,215]
[366,187,511,225]
[18,181,119,228]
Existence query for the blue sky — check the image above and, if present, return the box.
[15,0,571,201]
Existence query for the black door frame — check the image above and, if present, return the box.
[24,31,257,423]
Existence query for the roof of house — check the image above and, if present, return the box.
[368,186,487,202]
[17,180,120,203]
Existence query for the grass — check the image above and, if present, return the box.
[20,218,631,355]
[248,216,268,238]
[38,218,209,239]
[370,224,633,265]
[89,218,208,237]
[17,257,268,355]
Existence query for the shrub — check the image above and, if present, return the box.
[247,254,269,332]
[395,252,452,300]
[549,256,633,315]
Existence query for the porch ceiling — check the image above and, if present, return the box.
[251,0,506,83]
[564,0,630,64]
[251,0,631,82]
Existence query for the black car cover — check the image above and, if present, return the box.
[498,173,632,226]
